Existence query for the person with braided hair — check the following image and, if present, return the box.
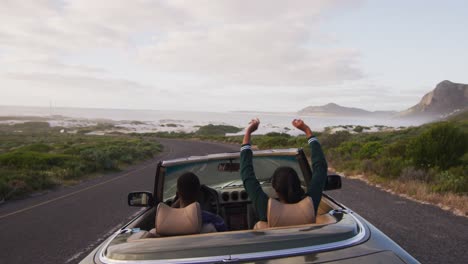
[240,118,328,223]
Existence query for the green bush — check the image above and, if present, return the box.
[353,126,364,133]
[196,124,242,136]
[256,135,289,149]
[79,149,116,171]
[18,143,52,153]
[0,132,163,200]
[358,141,383,159]
[336,141,362,160]
[399,166,434,182]
[338,160,362,174]
[12,122,50,131]
[373,157,406,179]
[407,122,467,169]
[320,131,352,149]
[0,151,74,170]
[0,169,57,200]
[383,140,408,158]
[432,167,468,193]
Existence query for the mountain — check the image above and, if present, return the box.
[443,108,468,122]
[298,103,396,117]
[399,80,468,118]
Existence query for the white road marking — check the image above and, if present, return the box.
[0,146,173,220]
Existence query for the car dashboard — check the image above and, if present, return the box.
[215,187,257,230]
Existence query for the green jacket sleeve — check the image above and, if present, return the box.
[305,137,328,214]
[240,144,269,221]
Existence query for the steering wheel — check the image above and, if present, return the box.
[170,185,220,215]
[200,185,221,215]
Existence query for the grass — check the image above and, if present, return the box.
[0,122,162,201]
[152,122,468,216]
[338,171,468,217]
[3,119,466,216]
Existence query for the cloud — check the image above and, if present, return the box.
[1,72,163,108]
[137,0,363,86]
[0,0,369,111]
[3,72,150,92]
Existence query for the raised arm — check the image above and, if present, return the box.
[240,118,269,221]
[292,119,328,213]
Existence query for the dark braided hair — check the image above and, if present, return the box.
[177,172,200,203]
[271,166,305,204]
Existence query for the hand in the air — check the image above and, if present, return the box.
[292,119,313,138]
[246,118,260,134]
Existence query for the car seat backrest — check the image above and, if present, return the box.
[155,202,202,236]
[267,197,316,228]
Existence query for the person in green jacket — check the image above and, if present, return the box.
[240,118,328,222]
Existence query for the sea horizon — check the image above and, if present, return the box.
[0,105,430,134]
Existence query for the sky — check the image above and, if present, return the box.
[1,0,467,112]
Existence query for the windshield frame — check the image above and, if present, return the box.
[153,148,312,204]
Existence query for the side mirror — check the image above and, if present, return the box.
[128,191,154,207]
[324,175,342,191]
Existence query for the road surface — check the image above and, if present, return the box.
[0,139,466,263]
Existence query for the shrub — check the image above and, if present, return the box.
[353,126,364,133]
[265,132,290,137]
[358,141,383,159]
[196,124,242,136]
[79,149,116,171]
[320,131,352,148]
[339,160,362,174]
[257,136,289,149]
[336,141,362,160]
[12,122,50,131]
[432,168,468,194]
[19,143,52,153]
[0,151,74,170]
[373,157,406,179]
[384,140,408,158]
[407,122,467,169]
[360,159,374,173]
[24,172,56,191]
[399,166,433,182]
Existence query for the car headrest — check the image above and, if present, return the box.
[155,202,202,236]
[267,197,315,227]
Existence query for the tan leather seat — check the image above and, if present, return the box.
[316,213,337,225]
[254,197,316,229]
[154,202,216,236]
[155,202,202,236]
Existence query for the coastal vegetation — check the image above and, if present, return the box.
[0,122,162,201]
[152,119,468,214]
[296,120,467,214]
[1,118,466,214]
[195,124,242,136]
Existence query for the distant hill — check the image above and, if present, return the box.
[399,80,468,119]
[444,108,468,122]
[298,103,396,117]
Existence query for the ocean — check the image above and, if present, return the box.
[0,105,427,135]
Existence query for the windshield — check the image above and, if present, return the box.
[163,155,305,199]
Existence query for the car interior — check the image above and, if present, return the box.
[126,184,341,241]
[125,153,342,241]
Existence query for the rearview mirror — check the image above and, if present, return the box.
[218,162,240,172]
[128,191,154,207]
[324,175,342,191]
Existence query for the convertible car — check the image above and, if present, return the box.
[80,148,419,263]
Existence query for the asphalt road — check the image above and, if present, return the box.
[0,139,239,264]
[326,178,468,264]
[0,139,466,264]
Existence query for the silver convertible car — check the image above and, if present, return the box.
[80,148,419,263]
